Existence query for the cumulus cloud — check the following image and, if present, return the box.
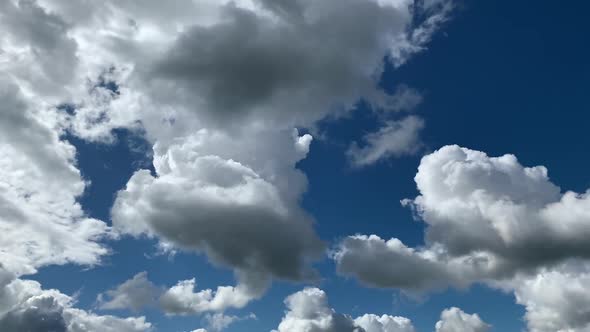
[335,145,590,330]
[0,0,453,327]
[354,314,416,332]
[435,307,490,332]
[111,128,324,296]
[336,145,590,291]
[97,272,160,312]
[0,267,151,332]
[96,271,263,316]
[273,287,416,332]
[159,276,264,315]
[347,116,424,167]
[509,264,590,332]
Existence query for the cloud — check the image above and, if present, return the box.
[273,287,416,332]
[274,288,486,332]
[203,312,256,332]
[111,128,325,295]
[347,116,424,167]
[0,0,453,327]
[97,271,263,316]
[0,78,109,276]
[159,276,264,315]
[435,307,490,332]
[335,145,590,330]
[0,267,151,332]
[509,264,590,332]
[354,314,416,332]
[335,145,590,291]
[97,272,160,312]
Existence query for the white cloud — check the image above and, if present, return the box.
[0,78,110,276]
[509,264,590,332]
[435,307,490,332]
[0,0,453,328]
[335,145,590,330]
[336,145,590,291]
[159,277,262,315]
[273,287,416,332]
[97,271,262,316]
[273,288,361,332]
[354,314,416,332]
[274,288,486,332]
[347,116,424,167]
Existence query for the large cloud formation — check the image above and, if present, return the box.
[335,145,590,330]
[273,287,488,332]
[0,0,452,328]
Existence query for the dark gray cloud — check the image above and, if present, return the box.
[145,0,445,128]
[0,296,67,332]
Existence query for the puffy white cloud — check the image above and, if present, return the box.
[435,307,490,332]
[335,145,590,330]
[509,264,590,332]
[97,272,160,312]
[354,314,416,332]
[347,116,424,167]
[335,145,590,291]
[0,267,151,332]
[159,277,263,315]
[273,288,360,332]
[273,287,416,332]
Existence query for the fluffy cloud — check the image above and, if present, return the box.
[159,277,262,315]
[111,128,324,298]
[354,314,416,332]
[98,271,263,316]
[509,264,590,332]
[274,288,486,332]
[97,272,160,312]
[0,267,151,332]
[435,307,490,332]
[273,287,416,332]
[1,0,452,328]
[335,145,590,330]
[336,145,590,291]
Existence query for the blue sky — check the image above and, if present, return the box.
[2,1,590,332]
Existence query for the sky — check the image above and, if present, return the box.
[1,1,590,332]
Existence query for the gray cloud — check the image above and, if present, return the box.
[97,272,160,312]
